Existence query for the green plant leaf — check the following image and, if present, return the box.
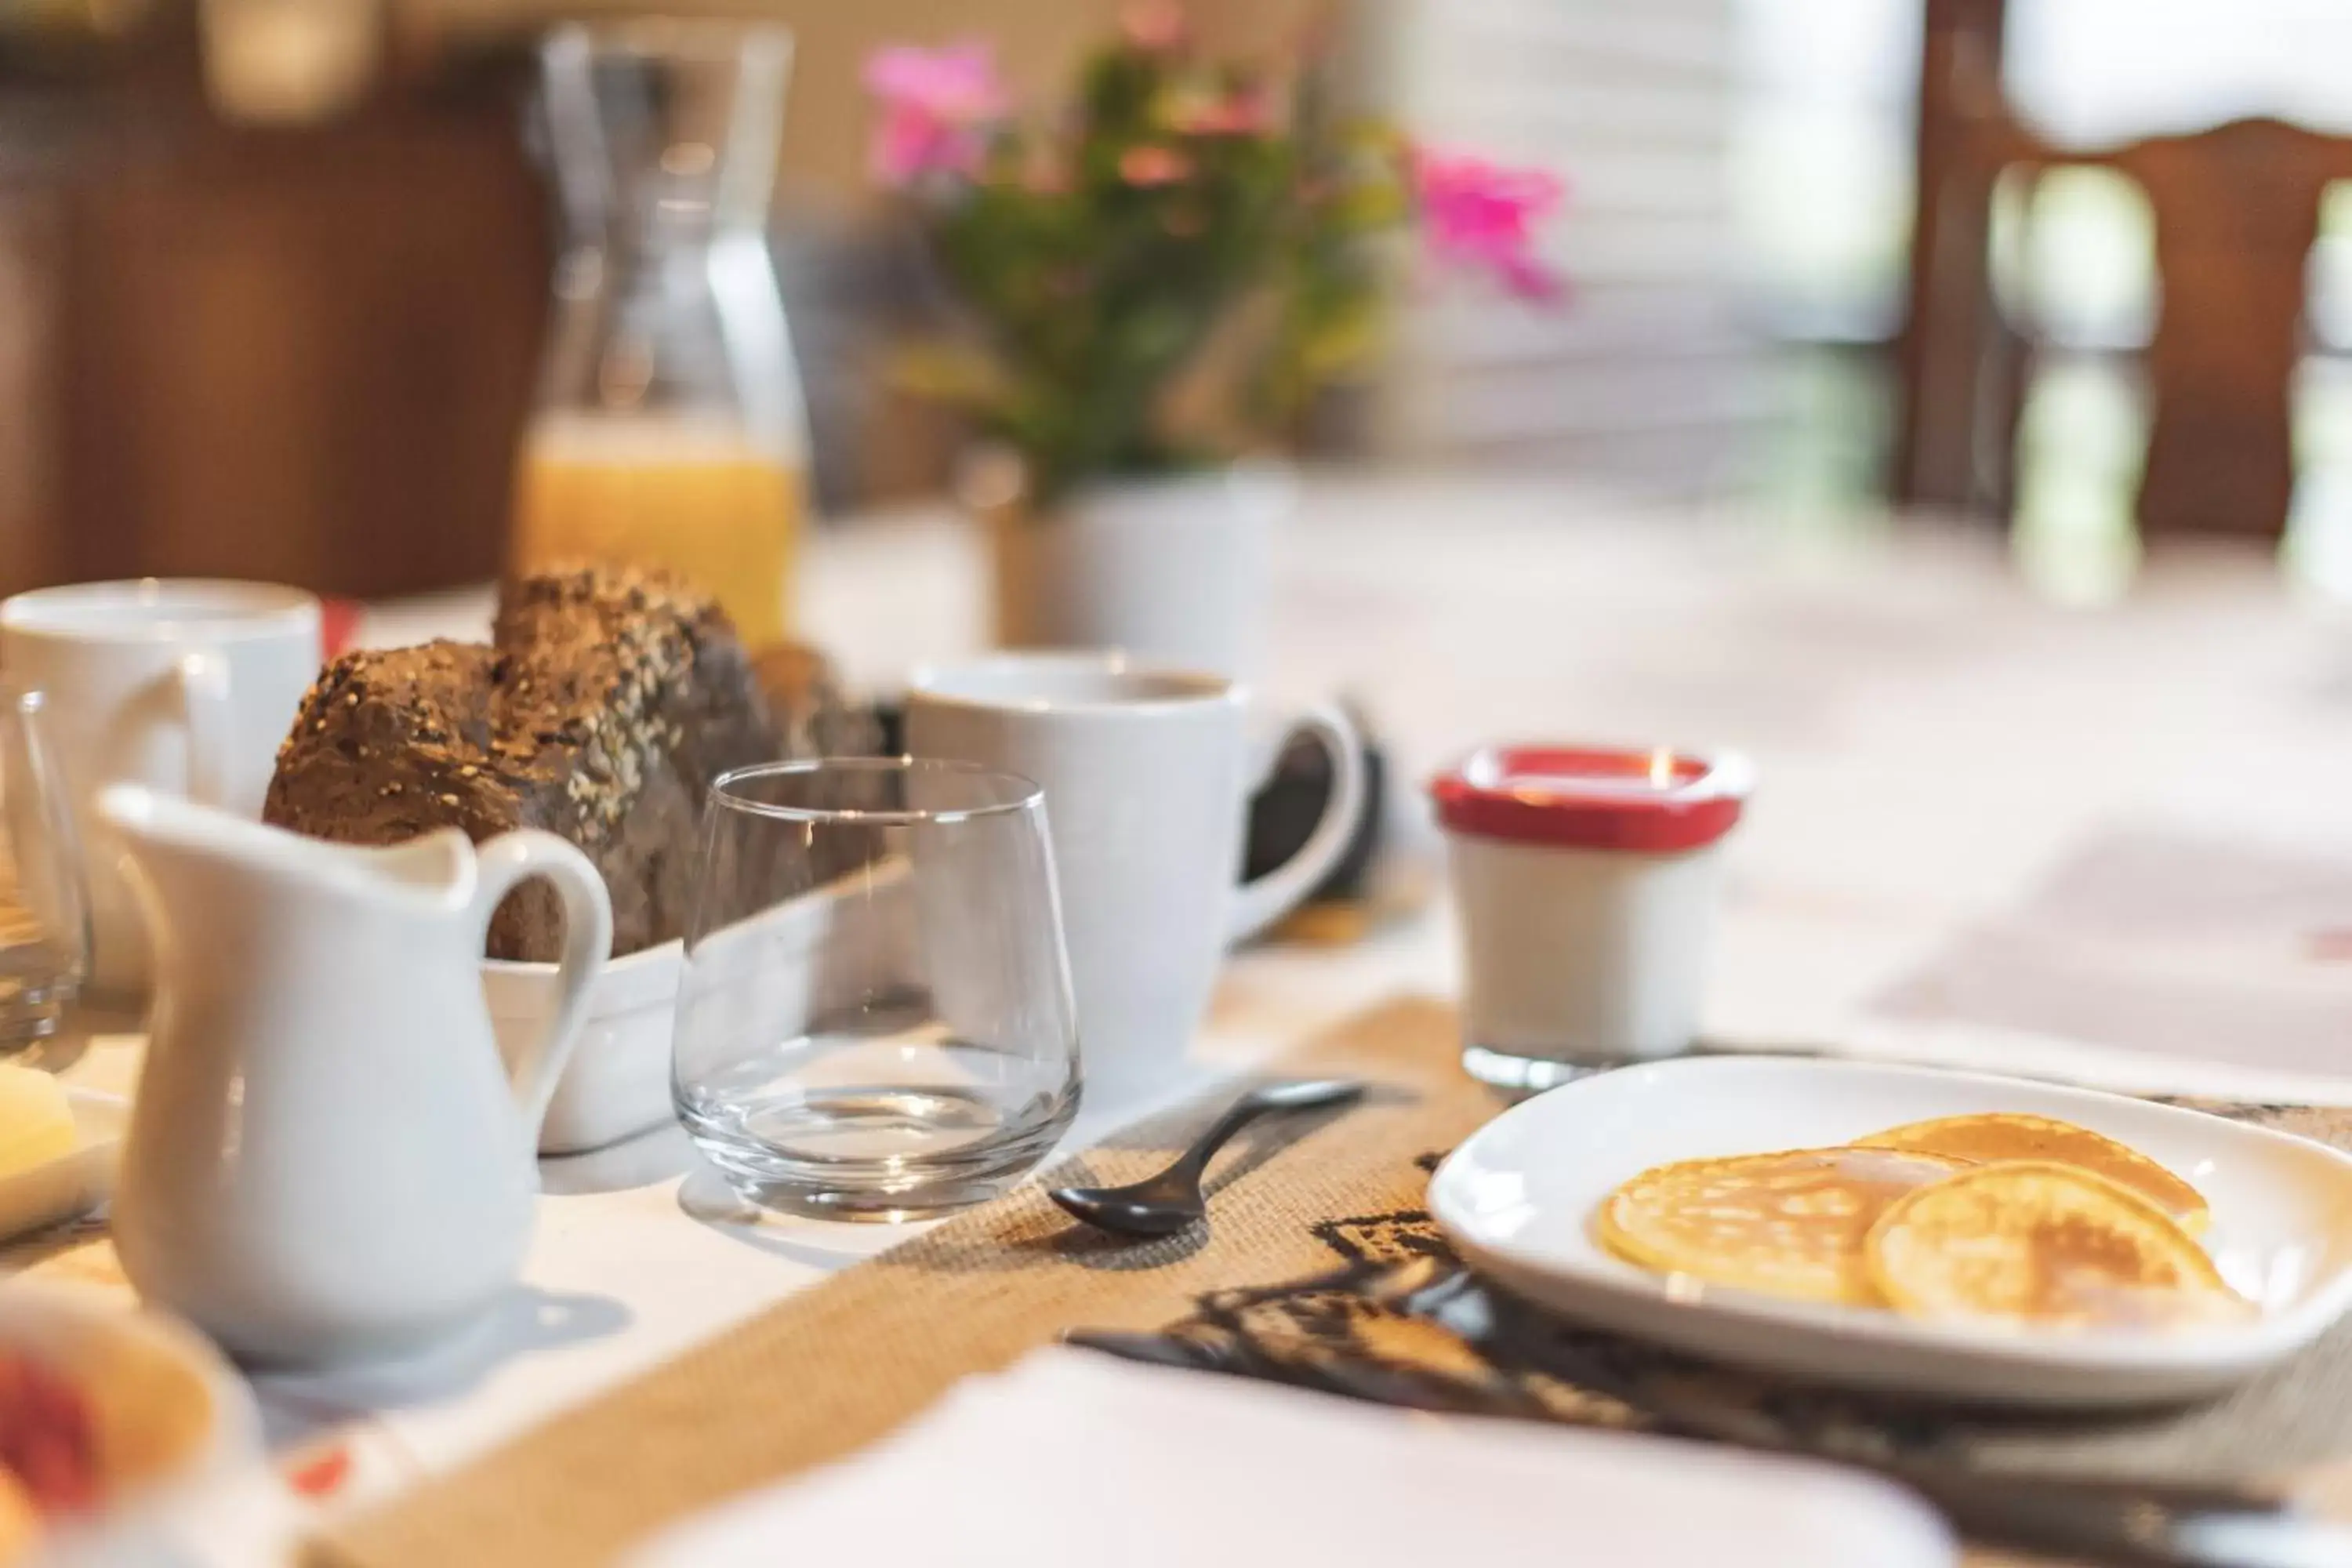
[878,31,1450,500]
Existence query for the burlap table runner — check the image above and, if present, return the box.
[316,997,2352,1568]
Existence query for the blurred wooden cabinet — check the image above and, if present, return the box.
[0,78,550,599]
[0,0,1335,599]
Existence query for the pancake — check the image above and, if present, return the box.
[1853,1113,2209,1234]
[1597,1147,1968,1306]
[1865,1161,2247,1330]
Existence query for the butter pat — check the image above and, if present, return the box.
[0,1068,76,1178]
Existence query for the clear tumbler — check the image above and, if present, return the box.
[0,684,85,1052]
[673,760,1080,1218]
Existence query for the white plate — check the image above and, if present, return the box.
[0,1090,125,1246]
[1428,1057,2352,1407]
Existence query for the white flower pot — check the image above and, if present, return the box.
[985,463,1290,681]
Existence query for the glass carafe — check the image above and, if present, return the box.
[515,20,810,647]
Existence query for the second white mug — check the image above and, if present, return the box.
[906,652,1363,1096]
[0,580,321,996]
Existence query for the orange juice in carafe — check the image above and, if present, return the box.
[512,413,804,646]
[524,22,807,647]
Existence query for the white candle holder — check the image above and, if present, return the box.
[1432,744,1754,1091]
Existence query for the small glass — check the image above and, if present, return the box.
[0,686,86,1051]
[673,760,1081,1218]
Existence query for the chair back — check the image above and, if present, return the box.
[1903,46,2352,539]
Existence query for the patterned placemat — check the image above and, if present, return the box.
[315,999,2352,1568]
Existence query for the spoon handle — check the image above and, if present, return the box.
[1173,1080,1365,1179]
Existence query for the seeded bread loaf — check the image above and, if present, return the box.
[262,564,782,960]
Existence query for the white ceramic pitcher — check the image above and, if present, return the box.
[99,785,613,1367]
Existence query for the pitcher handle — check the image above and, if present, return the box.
[470,831,615,1138]
[1225,701,1367,946]
[175,650,234,808]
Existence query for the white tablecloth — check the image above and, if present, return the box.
[49,472,2352,1556]
[629,1349,1955,1568]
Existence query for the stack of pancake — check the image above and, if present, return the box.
[1596,1114,2249,1330]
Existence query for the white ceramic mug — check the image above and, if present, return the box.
[906,652,1364,1094]
[0,580,321,996]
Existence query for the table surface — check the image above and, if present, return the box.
[40,472,2352,1561]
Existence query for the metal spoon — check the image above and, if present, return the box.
[1049,1079,1366,1238]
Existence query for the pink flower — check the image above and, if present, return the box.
[1118,144,1193,187]
[862,42,1008,187]
[1412,149,1567,302]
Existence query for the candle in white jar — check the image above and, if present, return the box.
[1431,743,1753,1090]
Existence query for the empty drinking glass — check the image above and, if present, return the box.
[0,685,86,1051]
[673,759,1080,1218]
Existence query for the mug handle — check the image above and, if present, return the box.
[1225,701,1367,946]
[469,830,615,1139]
[174,650,235,808]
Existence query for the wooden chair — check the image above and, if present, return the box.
[1898,41,2352,540]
